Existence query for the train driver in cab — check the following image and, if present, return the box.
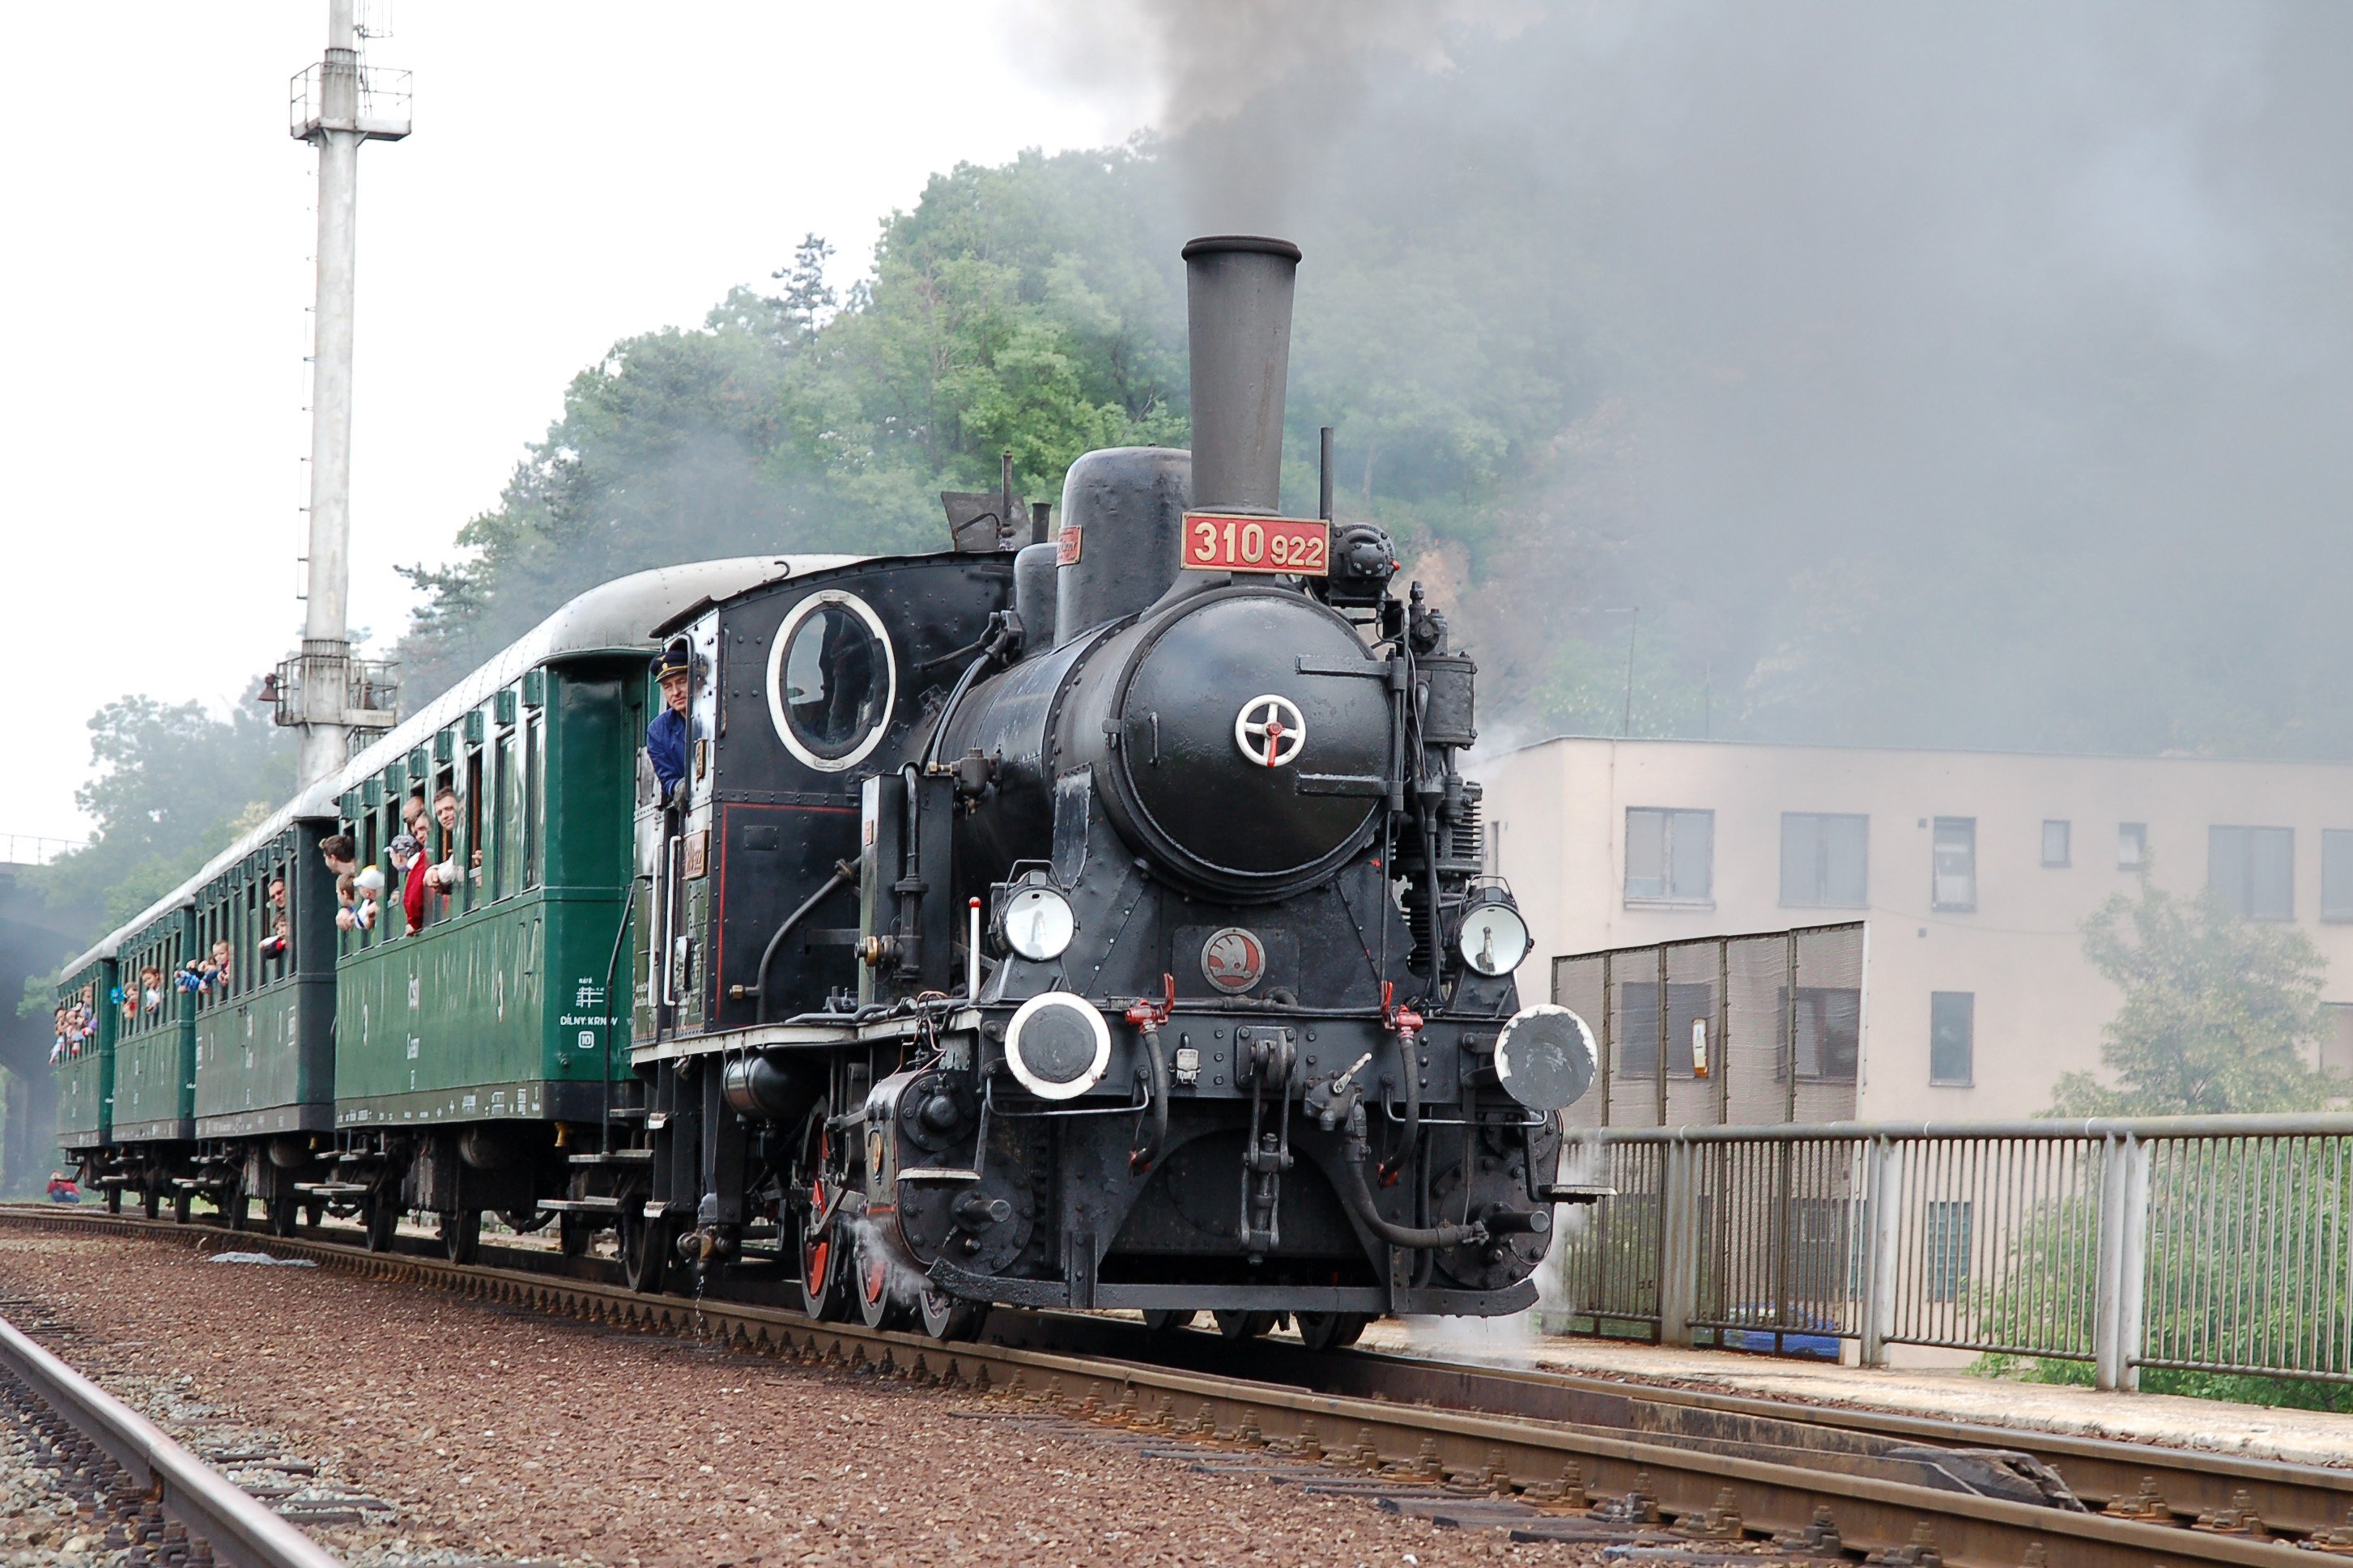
[645,635,700,809]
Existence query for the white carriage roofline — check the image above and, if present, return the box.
[65,554,866,974]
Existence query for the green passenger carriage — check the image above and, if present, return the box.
[53,950,117,1166]
[108,907,198,1147]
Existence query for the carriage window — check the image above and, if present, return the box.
[525,711,543,890]
[768,593,895,771]
[495,730,520,900]
[464,746,485,913]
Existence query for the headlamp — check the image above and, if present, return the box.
[1001,881,1076,962]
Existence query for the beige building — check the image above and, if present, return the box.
[1477,737,2353,1122]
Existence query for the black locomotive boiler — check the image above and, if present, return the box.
[607,235,1598,1345]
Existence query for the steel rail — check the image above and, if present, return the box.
[985,1312,2353,1539]
[0,1205,2318,1567]
[0,1309,344,1568]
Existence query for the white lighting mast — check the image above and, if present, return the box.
[280,0,409,784]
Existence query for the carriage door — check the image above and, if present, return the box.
[641,614,721,1037]
[633,720,668,1041]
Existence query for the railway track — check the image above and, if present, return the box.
[0,1292,343,1568]
[3,1203,2337,1567]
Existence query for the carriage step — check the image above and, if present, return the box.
[294,1182,373,1196]
[567,1149,653,1166]
[534,1197,623,1214]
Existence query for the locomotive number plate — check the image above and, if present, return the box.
[1181,512,1330,576]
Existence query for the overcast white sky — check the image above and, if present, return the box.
[0,3,1146,849]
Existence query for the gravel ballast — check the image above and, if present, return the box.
[0,1232,1601,1567]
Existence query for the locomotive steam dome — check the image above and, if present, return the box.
[1077,586,1391,901]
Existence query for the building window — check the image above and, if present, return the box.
[1624,808,1713,905]
[1776,985,1861,1083]
[2325,831,2353,923]
[1781,813,1868,908]
[1930,991,1974,1085]
[1618,980,1713,1077]
[2209,826,2294,921]
[1925,1200,1972,1303]
[2117,822,2147,871]
[1931,818,1976,912]
[2041,820,2070,868]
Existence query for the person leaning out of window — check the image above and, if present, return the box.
[389,833,428,933]
[645,635,700,810]
[424,784,478,904]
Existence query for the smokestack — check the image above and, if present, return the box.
[1181,235,1301,513]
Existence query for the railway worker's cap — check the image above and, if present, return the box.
[652,635,696,683]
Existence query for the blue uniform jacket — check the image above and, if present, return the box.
[646,707,692,797]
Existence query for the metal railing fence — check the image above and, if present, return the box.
[1547,1113,2353,1391]
[0,834,86,867]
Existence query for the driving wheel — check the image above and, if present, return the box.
[854,1226,910,1331]
[918,1282,990,1342]
[792,1109,853,1320]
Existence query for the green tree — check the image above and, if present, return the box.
[32,695,292,943]
[2049,878,2340,1117]
[1972,877,2350,1408]
[395,148,1191,705]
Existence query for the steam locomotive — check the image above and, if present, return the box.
[56,235,1595,1347]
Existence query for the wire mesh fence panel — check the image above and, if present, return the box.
[1789,927,1864,1124]
[1605,953,1666,1128]
[1725,935,1796,1126]
[1552,954,1610,1132]
[1550,924,1863,1131]
[1663,941,1723,1126]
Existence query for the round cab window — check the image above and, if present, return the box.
[765,590,896,771]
